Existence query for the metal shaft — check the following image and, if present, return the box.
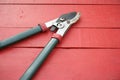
[0,25,42,48]
[20,38,59,80]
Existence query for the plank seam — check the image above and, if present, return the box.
[8,46,120,49]
[0,3,120,5]
[1,27,120,29]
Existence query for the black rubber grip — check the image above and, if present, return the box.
[0,25,42,48]
[20,38,59,80]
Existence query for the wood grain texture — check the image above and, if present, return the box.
[0,28,120,48]
[0,0,120,80]
[0,5,119,28]
[0,0,120,4]
[0,48,120,80]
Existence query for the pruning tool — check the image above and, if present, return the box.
[0,12,80,80]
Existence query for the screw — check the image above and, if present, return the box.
[60,17,65,21]
[67,20,70,24]
[57,23,64,28]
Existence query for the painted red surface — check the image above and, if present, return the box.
[1,48,120,80]
[0,0,120,4]
[0,28,120,48]
[0,0,120,80]
[0,5,120,28]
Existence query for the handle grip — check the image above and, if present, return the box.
[20,38,59,80]
[0,25,42,48]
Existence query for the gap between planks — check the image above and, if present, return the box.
[5,47,120,49]
[1,27,120,29]
[0,3,120,5]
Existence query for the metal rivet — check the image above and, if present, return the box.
[60,17,65,21]
[67,20,70,24]
[57,23,64,28]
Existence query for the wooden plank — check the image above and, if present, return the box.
[0,5,119,28]
[0,28,120,48]
[0,0,120,4]
[0,48,120,80]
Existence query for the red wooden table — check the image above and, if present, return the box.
[0,0,120,80]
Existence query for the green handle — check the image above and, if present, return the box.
[0,25,42,48]
[20,38,59,80]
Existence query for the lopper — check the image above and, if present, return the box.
[0,12,80,80]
